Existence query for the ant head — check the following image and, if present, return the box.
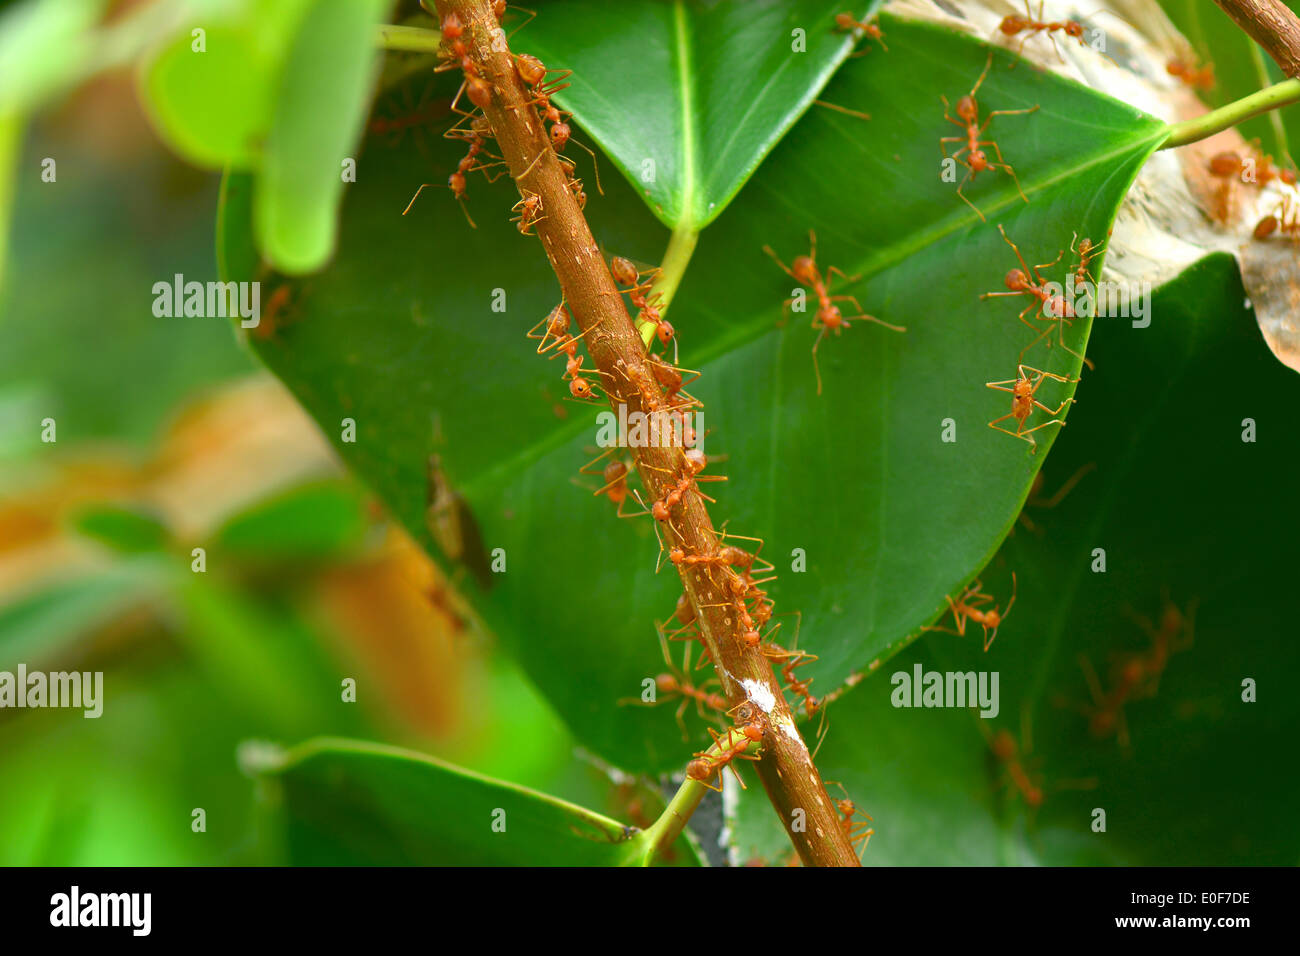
[1026,786,1044,808]
[569,377,593,399]
[1065,21,1084,38]
[1166,58,1186,77]
[956,94,978,123]
[837,797,855,816]
[999,15,1028,35]
[969,149,989,172]
[684,448,707,474]
[1049,296,1074,318]
[743,629,761,647]
[791,255,818,285]
[652,500,670,522]
[655,673,678,693]
[834,12,855,29]
[471,115,492,136]
[441,12,464,40]
[492,0,508,18]
[1282,168,1297,186]
[550,121,572,149]
[656,319,675,346]
[1004,268,1030,291]
[1255,216,1279,240]
[448,172,467,197]
[820,304,845,328]
[1121,658,1145,685]
[515,53,546,86]
[669,547,686,565]
[466,76,493,111]
[742,723,764,742]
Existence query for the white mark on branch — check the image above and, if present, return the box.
[742,679,777,714]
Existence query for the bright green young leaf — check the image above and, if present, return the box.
[221,17,1167,771]
[211,480,369,564]
[255,0,391,273]
[732,253,1300,865]
[71,503,172,554]
[513,0,881,229]
[248,737,703,865]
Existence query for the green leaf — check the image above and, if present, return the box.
[211,480,369,563]
[224,17,1167,770]
[0,560,170,664]
[1158,0,1300,162]
[733,253,1300,865]
[255,0,391,272]
[248,737,702,865]
[70,503,172,555]
[515,0,881,229]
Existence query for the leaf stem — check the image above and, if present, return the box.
[638,223,699,347]
[1161,77,1300,149]
[375,24,443,54]
[639,729,760,865]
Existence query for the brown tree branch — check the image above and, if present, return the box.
[1214,0,1300,78]
[431,0,860,866]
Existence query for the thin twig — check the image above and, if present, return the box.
[430,0,860,866]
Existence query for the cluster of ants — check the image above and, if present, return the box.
[405,3,599,231]
[1207,143,1299,240]
[401,1,1228,859]
[984,593,1197,812]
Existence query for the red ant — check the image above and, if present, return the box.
[834,11,887,52]
[926,573,1018,651]
[578,448,641,518]
[1254,192,1299,241]
[763,230,904,395]
[986,364,1077,453]
[986,724,1043,808]
[251,284,294,342]
[826,782,874,858]
[1166,50,1216,91]
[436,12,494,111]
[1248,141,1298,188]
[511,189,545,234]
[1069,232,1106,296]
[527,301,572,353]
[980,225,1080,363]
[514,53,604,194]
[997,1,1108,63]
[610,256,675,354]
[685,725,763,792]
[940,51,1038,222]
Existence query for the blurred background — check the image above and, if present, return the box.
[0,51,641,866]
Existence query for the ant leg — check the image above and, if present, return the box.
[815,99,871,121]
[969,48,996,99]
[955,173,988,222]
[826,265,862,287]
[567,137,605,194]
[1031,396,1075,416]
[809,324,831,395]
[762,246,799,282]
[995,224,1034,277]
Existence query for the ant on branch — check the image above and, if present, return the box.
[940,51,1038,222]
[686,725,764,792]
[986,364,1077,453]
[763,230,904,395]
